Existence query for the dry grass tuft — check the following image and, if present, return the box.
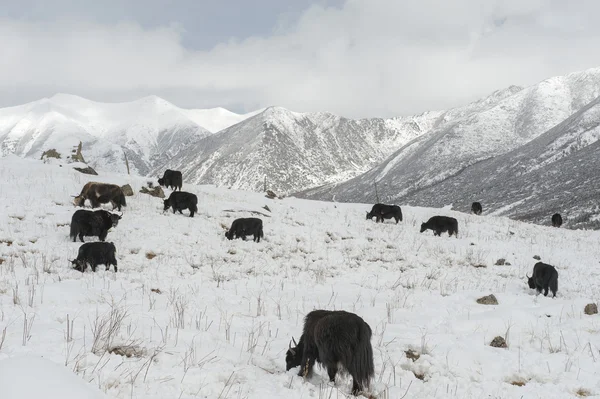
[576,388,592,397]
[151,288,162,294]
[145,251,157,260]
[405,349,421,362]
[108,345,146,358]
[0,239,13,246]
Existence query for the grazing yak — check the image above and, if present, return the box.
[163,191,198,217]
[551,213,563,228]
[527,262,558,297]
[158,169,183,191]
[73,182,127,211]
[71,242,118,272]
[420,215,459,237]
[471,202,482,215]
[69,209,122,242]
[225,218,264,242]
[366,203,403,224]
[286,310,374,396]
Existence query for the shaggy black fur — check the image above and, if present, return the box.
[527,262,558,297]
[420,215,459,237]
[163,191,198,217]
[71,242,118,272]
[69,209,121,242]
[158,169,183,191]
[286,310,374,396]
[366,203,403,223]
[225,218,264,242]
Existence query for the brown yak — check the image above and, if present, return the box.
[73,182,127,211]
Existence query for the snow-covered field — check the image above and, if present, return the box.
[0,155,599,399]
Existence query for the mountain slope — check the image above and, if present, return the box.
[0,94,255,175]
[298,67,600,205]
[383,95,600,229]
[155,106,445,193]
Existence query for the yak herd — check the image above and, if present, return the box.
[64,169,563,396]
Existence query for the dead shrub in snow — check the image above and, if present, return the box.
[145,251,157,260]
[405,349,420,361]
[108,344,146,358]
[576,388,592,397]
[90,304,130,355]
[509,378,527,387]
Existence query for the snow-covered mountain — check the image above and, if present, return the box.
[154,106,444,193]
[298,67,600,227]
[375,94,600,229]
[0,94,256,175]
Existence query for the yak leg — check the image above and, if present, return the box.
[327,364,338,383]
[79,233,85,242]
[351,378,363,396]
[189,207,195,217]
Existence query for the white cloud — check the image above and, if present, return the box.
[1,0,600,117]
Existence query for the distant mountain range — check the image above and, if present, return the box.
[0,94,258,175]
[2,67,600,229]
[298,67,600,229]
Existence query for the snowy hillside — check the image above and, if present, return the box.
[299,67,600,208]
[157,106,444,193]
[0,94,256,175]
[371,95,600,230]
[1,156,599,399]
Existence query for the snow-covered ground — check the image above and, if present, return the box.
[0,155,599,399]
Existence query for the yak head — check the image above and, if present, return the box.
[225,231,233,240]
[163,199,170,211]
[110,212,122,227]
[365,211,372,220]
[285,336,302,371]
[526,273,535,289]
[70,259,85,272]
[72,195,85,207]
[419,222,427,233]
[158,177,165,187]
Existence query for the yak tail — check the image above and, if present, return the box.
[348,321,374,392]
[549,274,558,296]
[69,222,78,240]
[119,192,127,207]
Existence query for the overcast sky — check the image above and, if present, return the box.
[2,0,600,118]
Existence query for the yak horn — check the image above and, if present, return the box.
[292,336,297,346]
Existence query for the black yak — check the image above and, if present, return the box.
[527,262,558,297]
[71,242,118,272]
[365,203,403,224]
[163,191,198,217]
[471,202,482,215]
[158,169,183,191]
[286,310,374,396]
[69,209,121,242]
[225,218,264,242]
[551,213,563,228]
[420,215,458,237]
[72,182,127,211]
